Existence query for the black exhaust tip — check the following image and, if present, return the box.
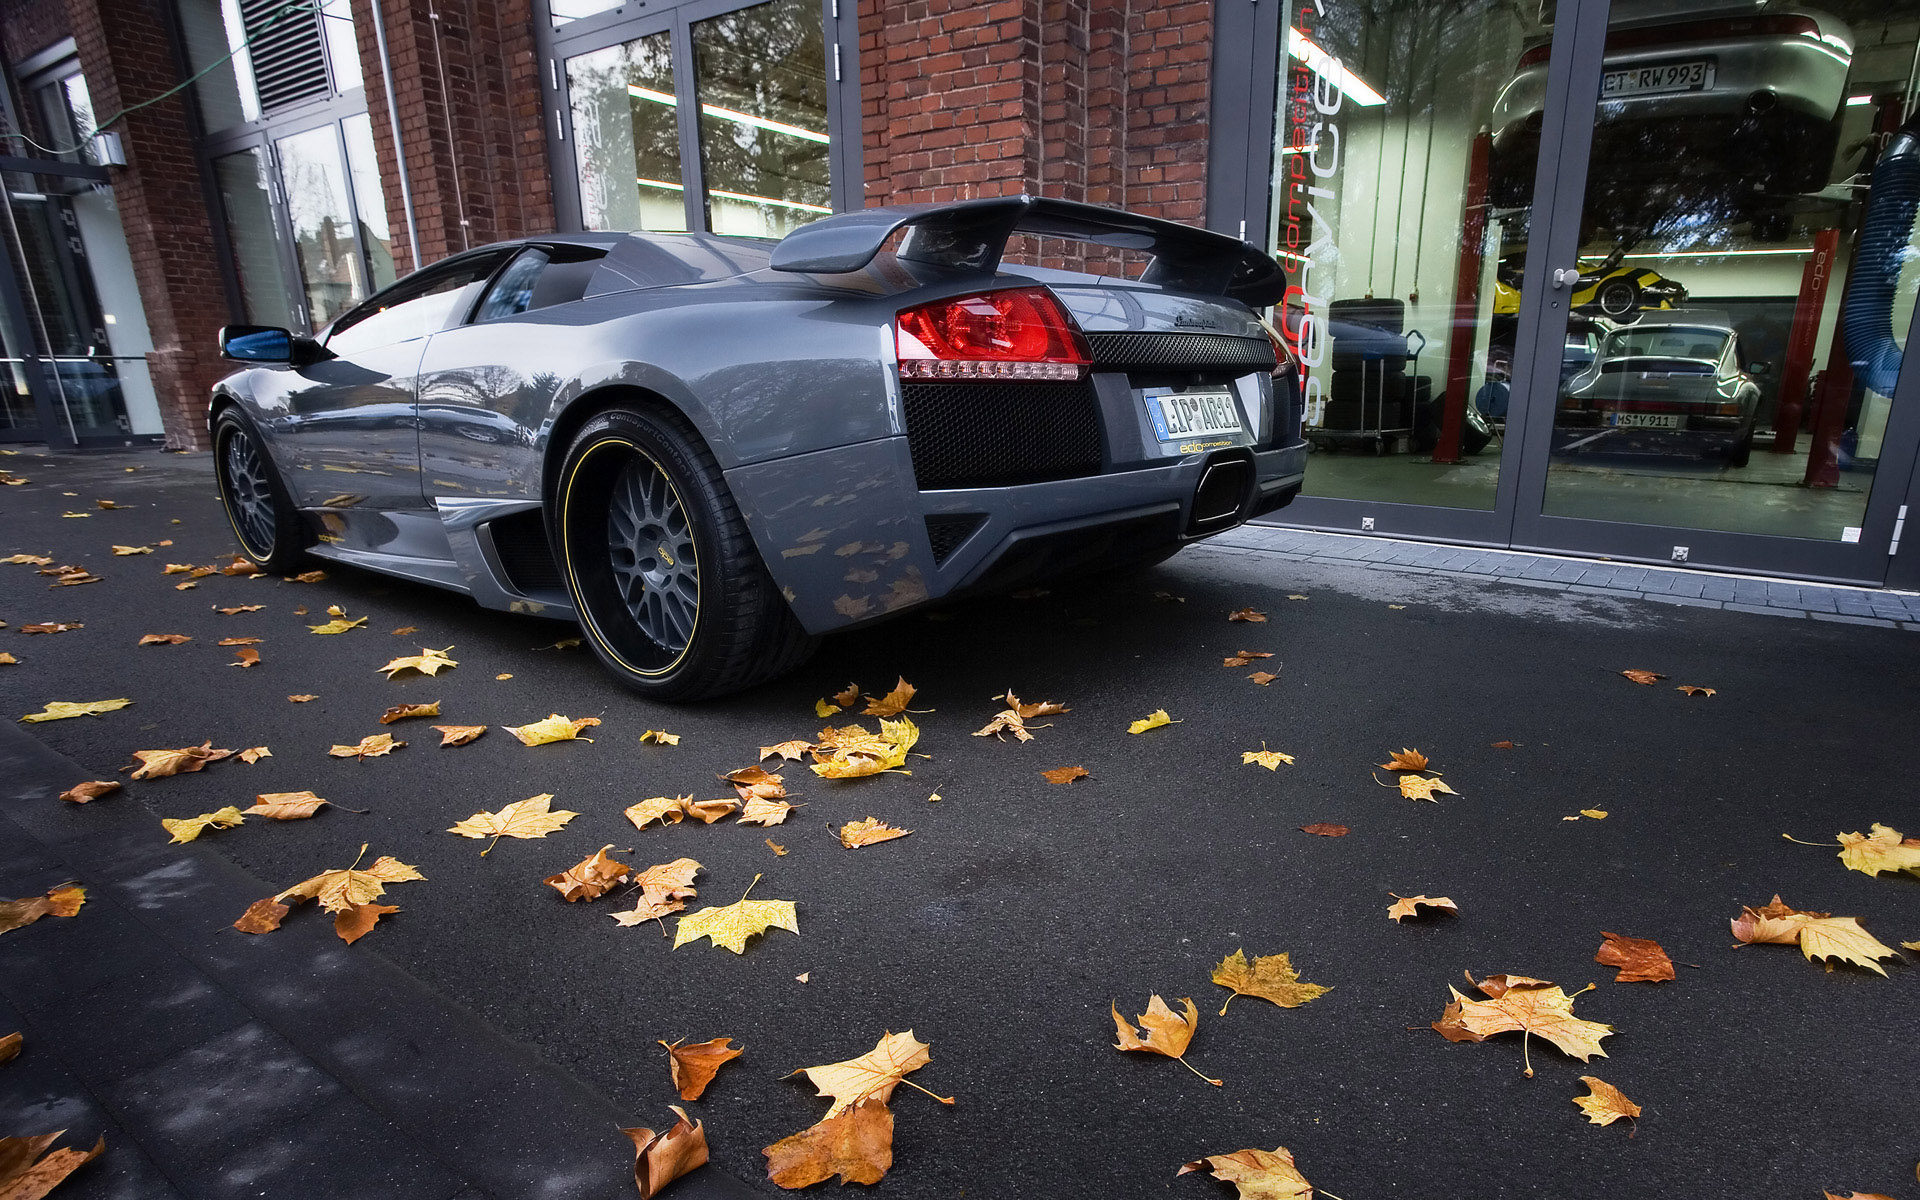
[1188,452,1254,534]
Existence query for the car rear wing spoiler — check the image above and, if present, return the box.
[769,194,1286,306]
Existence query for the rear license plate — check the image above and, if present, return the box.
[1144,388,1244,445]
[1601,60,1713,99]
[1609,413,1683,429]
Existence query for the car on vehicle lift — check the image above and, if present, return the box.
[209,196,1305,700]
[1552,313,1764,467]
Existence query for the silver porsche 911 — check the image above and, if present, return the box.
[211,196,1307,699]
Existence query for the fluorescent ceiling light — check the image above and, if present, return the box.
[627,84,829,143]
[1846,94,1874,106]
[636,176,830,215]
[1287,28,1386,107]
[1579,247,1817,260]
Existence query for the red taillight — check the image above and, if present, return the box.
[1261,317,1297,384]
[1517,40,1551,69]
[895,288,1092,382]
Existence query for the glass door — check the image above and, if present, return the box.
[1253,0,1589,544]
[1510,0,1920,582]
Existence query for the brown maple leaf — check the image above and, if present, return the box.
[271,845,423,940]
[659,1036,742,1101]
[612,857,704,928]
[838,817,911,848]
[1227,607,1268,622]
[128,742,233,780]
[1178,1146,1318,1200]
[1248,671,1278,686]
[233,897,290,934]
[0,882,86,935]
[862,676,920,717]
[58,780,121,804]
[432,724,487,747]
[999,689,1069,719]
[624,1106,709,1199]
[760,739,813,761]
[1210,949,1328,1014]
[722,765,787,802]
[1112,995,1219,1085]
[217,636,264,646]
[138,633,191,645]
[334,902,400,945]
[1041,766,1090,785]
[1300,822,1348,837]
[0,1130,105,1195]
[1490,739,1516,749]
[19,623,82,634]
[379,701,441,724]
[1572,1075,1642,1128]
[1620,668,1665,685]
[230,647,261,669]
[683,797,741,824]
[763,1099,892,1189]
[1378,747,1433,772]
[1222,650,1274,668]
[328,733,404,760]
[1676,685,1715,697]
[1729,896,1898,975]
[974,708,1039,742]
[0,1031,20,1065]
[1595,931,1674,983]
[1388,894,1459,922]
[1431,971,1614,1075]
[543,844,632,902]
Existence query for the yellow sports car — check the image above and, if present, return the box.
[1493,265,1688,321]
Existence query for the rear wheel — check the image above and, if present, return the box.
[1596,277,1640,319]
[1725,423,1754,469]
[553,406,814,701]
[213,409,305,573]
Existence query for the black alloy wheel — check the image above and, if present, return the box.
[213,409,306,572]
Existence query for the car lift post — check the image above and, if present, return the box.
[1435,131,1492,465]
[1768,228,1838,454]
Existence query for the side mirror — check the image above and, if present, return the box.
[1747,361,1771,376]
[220,324,293,362]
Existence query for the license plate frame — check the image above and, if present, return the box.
[1600,59,1714,99]
[1142,386,1247,449]
[1608,412,1684,430]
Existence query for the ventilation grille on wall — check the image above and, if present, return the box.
[242,0,332,112]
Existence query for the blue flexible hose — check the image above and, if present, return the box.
[1843,124,1920,397]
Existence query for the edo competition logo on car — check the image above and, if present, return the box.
[1277,1,1342,429]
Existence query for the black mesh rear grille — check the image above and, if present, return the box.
[924,514,985,564]
[488,510,563,594]
[1086,332,1276,374]
[900,382,1102,490]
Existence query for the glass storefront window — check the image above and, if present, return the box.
[175,0,362,134]
[691,0,831,237]
[275,124,366,328]
[567,33,687,232]
[319,0,363,95]
[550,0,624,29]
[213,147,297,330]
[1540,0,1917,542]
[342,115,396,290]
[1270,1,1554,511]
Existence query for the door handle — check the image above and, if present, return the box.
[1551,268,1580,289]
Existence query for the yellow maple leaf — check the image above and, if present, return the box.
[1798,916,1900,976]
[810,717,918,778]
[1572,1075,1642,1127]
[308,616,368,634]
[275,844,424,913]
[129,742,233,779]
[672,874,797,953]
[790,1030,953,1118]
[543,844,633,902]
[448,793,580,855]
[760,739,813,761]
[1112,994,1219,1085]
[1241,743,1294,770]
[640,729,681,746]
[1431,972,1613,1075]
[1379,773,1458,801]
[245,792,332,819]
[627,796,692,830]
[611,858,704,928]
[236,746,272,764]
[1835,824,1920,877]
[814,698,841,718]
[328,733,404,760]
[862,676,921,717]
[837,818,911,848]
[111,544,152,555]
[19,698,132,723]
[1388,894,1459,922]
[1210,949,1328,1015]
[1178,1146,1317,1200]
[0,882,87,935]
[1579,808,1609,820]
[739,796,799,826]
[1128,709,1178,735]
[432,724,487,747]
[505,713,601,745]
[161,805,245,844]
[379,701,442,724]
[378,646,457,678]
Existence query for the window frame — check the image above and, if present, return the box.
[322,248,514,353]
[535,0,859,235]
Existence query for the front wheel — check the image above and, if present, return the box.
[213,409,306,573]
[552,406,814,701]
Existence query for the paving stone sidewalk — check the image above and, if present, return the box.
[0,722,754,1200]
[1223,523,1920,628]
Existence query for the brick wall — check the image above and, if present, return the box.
[348,0,555,274]
[0,0,72,69]
[856,0,1215,263]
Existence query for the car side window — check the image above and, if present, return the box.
[471,246,605,325]
[325,257,502,357]
[473,250,550,323]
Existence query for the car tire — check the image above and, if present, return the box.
[1596,278,1640,319]
[553,406,815,701]
[213,409,307,573]
[1726,424,1754,469]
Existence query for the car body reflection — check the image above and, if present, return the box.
[1555,315,1763,466]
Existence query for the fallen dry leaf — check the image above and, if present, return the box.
[1620,669,1665,685]
[1113,995,1219,1085]
[624,1106,709,1199]
[974,708,1041,742]
[1300,823,1348,837]
[627,796,692,830]
[790,1030,951,1118]
[293,569,327,583]
[722,765,787,802]
[640,729,681,746]
[1,554,53,565]
[378,646,457,678]
[612,857,704,927]
[0,882,85,935]
[766,839,788,856]
[215,604,263,614]
[1379,747,1433,773]
[334,903,400,944]
[390,625,417,635]
[220,556,260,576]
[1041,766,1090,785]
[1227,607,1267,622]
[217,636,263,647]
[129,741,232,779]
[0,653,14,665]
[1432,972,1614,1075]
[432,724,486,747]
[328,733,404,760]
[379,701,441,725]
[739,797,800,826]
[19,623,81,634]
[863,677,921,717]
[1729,895,1898,976]
[999,690,1069,719]
[58,781,120,804]
[810,717,918,778]
[1242,744,1294,771]
[1128,709,1178,735]
[1835,824,1920,878]
[761,739,813,761]
[161,805,245,843]
[1388,894,1459,922]
[505,713,600,745]
[544,844,632,902]
[307,615,367,634]
[96,499,125,509]
[288,694,316,703]
[660,1036,742,1101]
[838,817,911,848]
[1222,650,1273,668]
[1676,685,1715,697]
[1572,1075,1642,1127]
[138,633,191,645]
[764,1099,891,1189]
[814,698,841,718]
[0,1031,18,1064]
[1491,739,1515,749]
[230,648,261,669]
[1381,773,1458,802]
[20,698,132,723]
[244,791,333,820]
[833,682,862,707]
[449,794,579,855]
[1210,949,1328,1014]
[231,899,287,932]
[272,844,423,934]
[683,798,741,824]
[1248,671,1278,686]
[0,1130,105,1196]
[1578,809,1609,820]
[1177,1146,1317,1200]
[673,874,797,953]
[1595,931,1674,983]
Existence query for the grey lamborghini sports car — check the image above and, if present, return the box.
[211,196,1307,699]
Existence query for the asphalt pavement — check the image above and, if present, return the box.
[2,445,1917,1200]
